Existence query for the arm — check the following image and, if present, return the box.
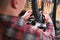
[40,12,55,40]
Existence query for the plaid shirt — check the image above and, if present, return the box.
[0,14,55,40]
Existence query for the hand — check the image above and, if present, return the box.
[42,12,52,23]
[21,9,32,20]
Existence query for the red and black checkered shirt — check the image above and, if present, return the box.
[0,14,55,40]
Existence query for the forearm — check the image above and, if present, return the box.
[45,22,55,35]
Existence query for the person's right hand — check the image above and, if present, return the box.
[42,12,52,23]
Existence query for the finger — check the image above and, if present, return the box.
[25,9,32,14]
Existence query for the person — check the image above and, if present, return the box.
[0,0,55,40]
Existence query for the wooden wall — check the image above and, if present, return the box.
[56,4,60,19]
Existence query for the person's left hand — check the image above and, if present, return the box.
[21,9,32,20]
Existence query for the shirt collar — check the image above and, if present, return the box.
[0,14,19,23]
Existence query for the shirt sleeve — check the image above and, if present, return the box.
[39,22,55,40]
